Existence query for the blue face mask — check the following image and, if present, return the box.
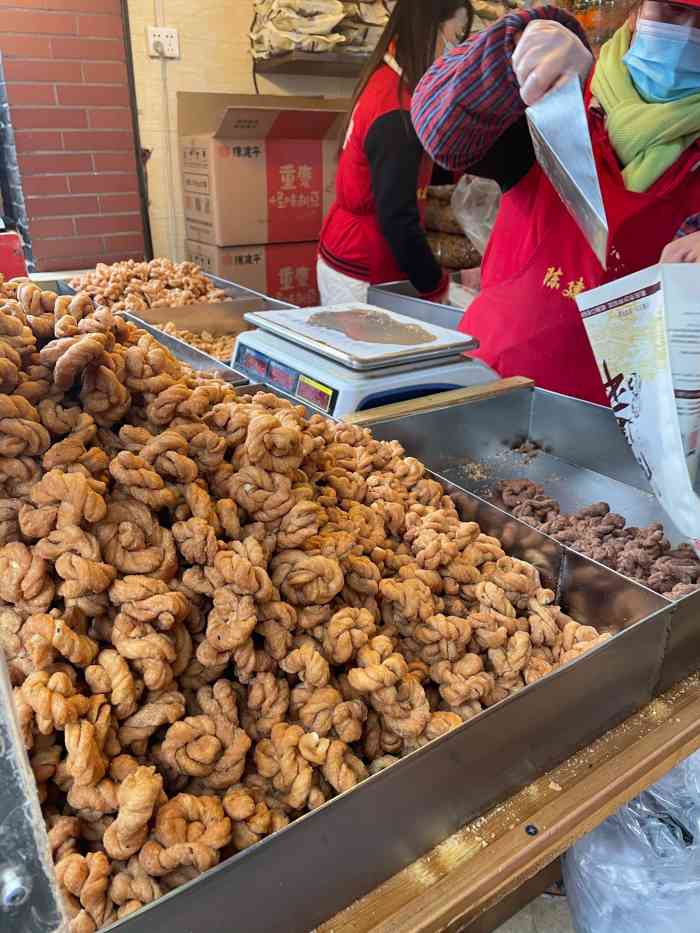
[624,18,700,103]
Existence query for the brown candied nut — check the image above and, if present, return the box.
[228,466,295,523]
[257,599,297,661]
[103,765,164,860]
[332,698,368,743]
[94,497,177,580]
[347,636,407,694]
[55,850,113,933]
[30,469,107,529]
[365,472,407,506]
[409,477,445,507]
[20,670,89,737]
[412,614,472,664]
[280,641,330,687]
[109,575,189,631]
[245,673,291,739]
[297,604,333,632]
[215,496,240,540]
[30,733,62,799]
[379,577,437,629]
[271,550,344,606]
[85,649,139,720]
[202,590,256,660]
[0,393,50,456]
[64,694,113,786]
[0,541,55,611]
[172,516,218,565]
[299,732,368,793]
[431,654,495,707]
[303,529,356,562]
[321,607,376,665]
[118,690,185,755]
[254,722,314,811]
[110,856,162,921]
[22,613,98,670]
[523,656,554,685]
[0,455,42,500]
[35,526,116,599]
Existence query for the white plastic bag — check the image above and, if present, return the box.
[578,265,700,556]
[450,175,501,256]
[564,750,700,933]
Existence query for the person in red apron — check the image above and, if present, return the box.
[318,0,471,306]
[411,1,700,405]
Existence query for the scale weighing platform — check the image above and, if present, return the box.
[233,303,497,417]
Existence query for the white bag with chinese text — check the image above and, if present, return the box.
[577,264,700,554]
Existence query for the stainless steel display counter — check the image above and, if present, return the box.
[363,383,700,693]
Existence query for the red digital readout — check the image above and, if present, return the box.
[241,349,268,379]
[267,361,298,393]
[297,375,333,412]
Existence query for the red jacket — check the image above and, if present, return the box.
[320,63,446,298]
[412,7,700,403]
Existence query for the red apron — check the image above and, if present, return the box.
[461,105,700,405]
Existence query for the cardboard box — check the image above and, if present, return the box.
[186,238,319,308]
[181,94,347,248]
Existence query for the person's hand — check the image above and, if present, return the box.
[460,267,481,291]
[512,20,593,107]
[660,231,700,263]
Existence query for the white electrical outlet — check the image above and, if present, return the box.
[147,26,180,59]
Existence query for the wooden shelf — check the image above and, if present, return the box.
[254,51,369,78]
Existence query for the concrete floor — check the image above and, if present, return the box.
[495,896,576,933]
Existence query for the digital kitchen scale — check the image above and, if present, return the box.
[233,303,498,416]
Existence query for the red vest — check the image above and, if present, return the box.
[320,65,434,284]
[461,104,700,405]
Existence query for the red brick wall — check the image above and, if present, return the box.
[0,0,145,272]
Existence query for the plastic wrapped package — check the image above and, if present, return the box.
[427,232,481,270]
[451,175,502,256]
[424,199,464,235]
[563,750,700,933]
[251,0,347,59]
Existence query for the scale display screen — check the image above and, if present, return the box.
[238,347,268,381]
[267,360,298,394]
[297,375,335,413]
[235,343,337,414]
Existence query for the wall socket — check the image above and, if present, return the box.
[147,26,180,59]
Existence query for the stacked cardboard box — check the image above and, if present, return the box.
[181,95,347,307]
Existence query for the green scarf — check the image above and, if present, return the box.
[590,24,700,193]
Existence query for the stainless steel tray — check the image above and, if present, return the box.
[365,384,700,693]
[122,312,248,385]
[56,272,295,375]
[368,279,464,331]
[107,386,672,933]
